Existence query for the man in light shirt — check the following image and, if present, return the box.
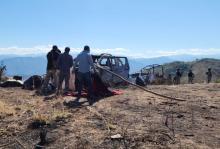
[74,45,95,105]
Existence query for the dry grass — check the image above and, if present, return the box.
[31,109,72,127]
[0,101,15,117]
[0,84,220,148]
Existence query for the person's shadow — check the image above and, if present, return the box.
[63,99,88,108]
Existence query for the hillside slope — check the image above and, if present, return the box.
[162,58,220,83]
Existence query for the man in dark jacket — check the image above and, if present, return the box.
[188,70,195,84]
[57,47,73,94]
[42,45,61,90]
[206,68,212,83]
[175,68,182,85]
[74,45,95,105]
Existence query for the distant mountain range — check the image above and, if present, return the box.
[0,54,219,77]
[0,57,46,76]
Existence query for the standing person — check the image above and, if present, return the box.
[73,59,79,92]
[57,47,73,94]
[42,45,61,91]
[175,68,182,85]
[74,45,95,105]
[206,68,212,83]
[188,70,195,84]
[167,74,172,85]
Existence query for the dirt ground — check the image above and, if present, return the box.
[0,83,219,149]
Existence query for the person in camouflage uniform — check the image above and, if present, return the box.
[206,68,212,83]
[175,68,182,85]
[188,70,195,84]
[41,45,61,93]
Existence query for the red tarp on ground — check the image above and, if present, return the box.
[65,74,123,98]
[65,89,123,98]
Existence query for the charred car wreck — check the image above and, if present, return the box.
[92,54,130,87]
[131,64,165,86]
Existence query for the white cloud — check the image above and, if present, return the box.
[156,48,220,56]
[0,46,220,58]
[0,46,51,55]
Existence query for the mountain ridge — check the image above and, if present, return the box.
[0,54,219,76]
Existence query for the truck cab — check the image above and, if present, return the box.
[92,54,130,86]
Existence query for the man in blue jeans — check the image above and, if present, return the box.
[74,45,95,105]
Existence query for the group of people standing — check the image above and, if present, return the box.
[41,45,95,105]
[171,68,212,85]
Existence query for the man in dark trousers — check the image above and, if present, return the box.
[167,74,172,85]
[57,47,73,94]
[42,45,61,91]
[175,68,182,85]
[188,70,195,84]
[74,45,95,105]
[206,68,212,83]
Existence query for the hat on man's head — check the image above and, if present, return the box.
[84,45,90,51]
[52,45,58,50]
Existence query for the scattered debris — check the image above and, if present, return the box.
[177,114,184,118]
[210,105,218,109]
[23,75,43,90]
[111,134,123,140]
[0,79,23,87]
[28,119,47,129]
[204,116,216,121]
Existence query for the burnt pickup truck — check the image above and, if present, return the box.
[92,54,130,86]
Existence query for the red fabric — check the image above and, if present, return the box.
[65,74,124,98]
[65,89,123,98]
[111,90,124,95]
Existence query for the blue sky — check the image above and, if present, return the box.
[0,0,220,57]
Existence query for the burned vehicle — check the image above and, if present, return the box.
[92,54,130,87]
[71,53,129,97]
[131,64,165,85]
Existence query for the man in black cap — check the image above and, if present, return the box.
[42,45,61,91]
[57,47,73,94]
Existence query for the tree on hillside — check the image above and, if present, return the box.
[0,61,7,81]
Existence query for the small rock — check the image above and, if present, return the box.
[202,107,206,110]
[111,134,123,139]
[210,106,218,109]
[205,116,216,121]
[184,134,194,137]
[177,114,184,118]
[15,107,21,111]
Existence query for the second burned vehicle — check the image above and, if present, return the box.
[131,64,166,86]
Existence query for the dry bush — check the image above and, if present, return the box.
[51,109,71,122]
[0,101,15,118]
[0,63,6,82]
[28,109,71,129]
